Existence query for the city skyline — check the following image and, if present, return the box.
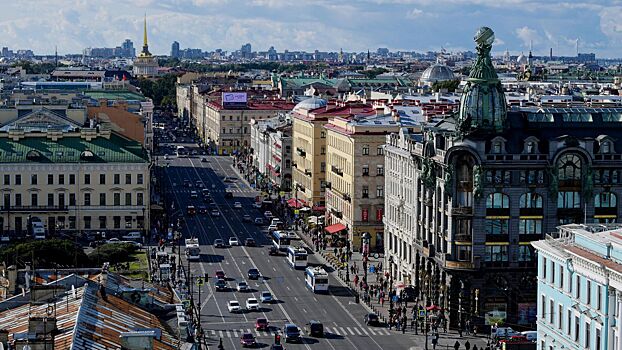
[1,0,621,57]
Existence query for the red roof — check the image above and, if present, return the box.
[325,223,347,234]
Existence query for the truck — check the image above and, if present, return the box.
[185,238,201,261]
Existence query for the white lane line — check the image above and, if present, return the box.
[219,330,224,338]
[339,327,348,336]
[294,297,298,301]
[232,329,239,337]
[246,328,252,334]
[273,267,277,271]
[346,327,356,335]
[360,327,369,336]
[330,327,339,335]
[225,330,231,338]
[367,328,377,336]
[353,327,362,335]
[382,329,392,335]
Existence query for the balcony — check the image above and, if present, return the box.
[1,205,69,212]
[331,208,343,219]
[454,233,472,242]
[423,243,435,258]
[305,169,312,176]
[296,148,306,157]
[451,206,473,216]
[331,165,343,177]
[343,193,351,202]
[444,259,476,270]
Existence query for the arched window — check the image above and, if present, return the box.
[520,193,543,208]
[557,154,582,181]
[595,192,617,208]
[486,192,510,209]
[601,141,611,154]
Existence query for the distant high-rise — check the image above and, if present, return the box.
[171,41,180,58]
[241,43,252,58]
[121,39,135,58]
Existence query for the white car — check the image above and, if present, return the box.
[190,191,198,198]
[211,209,220,217]
[268,224,278,232]
[234,202,242,209]
[227,300,241,313]
[237,281,249,292]
[121,232,142,240]
[229,237,239,246]
[246,298,259,311]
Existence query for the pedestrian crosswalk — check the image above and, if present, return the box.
[167,188,256,194]
[204,326,393,339]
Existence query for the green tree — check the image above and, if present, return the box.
[88,243,138,265]
[0,239,89,268]
[431,79,460,92]
[135,74,178,108]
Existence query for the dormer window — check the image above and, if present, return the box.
[523,137,540,154]
[526,142,534,154]
[602,141,611,154]
[493,142,502,154]
[490,137,507,154]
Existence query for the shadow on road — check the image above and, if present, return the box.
[200,254,225,263]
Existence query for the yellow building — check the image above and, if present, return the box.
[133,16,159,78]
[324,110,412,252]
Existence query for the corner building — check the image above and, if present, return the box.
[384,27,622,328]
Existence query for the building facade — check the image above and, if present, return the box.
[383,26,622,328]
[532,224,622,350]
[249,115,293,191]
[133,16,159,78]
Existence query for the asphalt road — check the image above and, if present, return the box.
[159,151,416,350]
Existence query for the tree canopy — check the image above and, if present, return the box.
[0,239,90,268]
[134,74,178,108]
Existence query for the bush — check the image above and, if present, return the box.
[88,243,138,265]
[0,239,89,268]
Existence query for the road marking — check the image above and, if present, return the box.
[353,327,362,335]
[286,286,291,291]
[331,327,340,336]
[219,330,224,338]
[225,330,231,338]
[345,327,355,335]
[232,329,238,337]
[273,267,276,271]
[360,327,369,335]
[294,297,298,301]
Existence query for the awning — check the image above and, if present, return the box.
[325,223,347,234]
[287,198,305,209]
[312,205,325,212]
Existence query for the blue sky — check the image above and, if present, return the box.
[2,0,622,57]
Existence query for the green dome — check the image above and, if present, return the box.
[458,27,507,133]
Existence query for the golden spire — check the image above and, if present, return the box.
[143,14,148,48]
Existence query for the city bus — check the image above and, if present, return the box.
[286,246,308,269]
[305,266,329,293]
[185,238,201,261]
[271,231,291,251]
[176,145,187,157]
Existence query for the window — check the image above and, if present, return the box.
[47,174,53,185]
[585,323,590,348]
[551,263,555,284]
[595,192,617,208]
[457,245,472,261]
[3,174,8,185]
[361,208,369,222]
[601,141,612,154]
[15,174,20,185]
[377,165,384,176]
[125,216,132,228]
[59,174,64,185]
[485,170,511,185]
[320,146,325,155]
[125,174,131,185]
[362,186,369,198]
[520,170,545,185]
[549,299,554,323]
[484,245,508,262]
[377,146,384,155]
[560,267,564,290]
[362,165,369,176]
[520,193,543,208]
[574,316,579,341]
[558,191,581,209]
[99,216,106,229]
[113,216,121,229]
[519,219,542,235]
[320,131,326,138]
[114,193,120,206]
[486,192,510,208]
[99,193,106,206]
[576,276,581,299]
[125,193,131,205]
[558,154,582,181]
[31,193,38,206]
[525,141,537,154]
[114,174,120,184]
[587,280,591,305]
[543,257,547,279]
[69,174,74,185]
[320,162,326,173]
[222,128,226,134]
[362,145,369,155]
[492,141,502,154]
[567,310,572,335]
[84,193,91,206]
[99,174,105,185]
[376,208,383,221]
[137,174,144,184]
[518,246,535,262]
[84,216,91,229]
[485,219,509,235]
[69,194,75,206]
[84,174,90,185]
[540,295,545,320]
[15,193,21,206]
[31,174,37,185]
[47,193,53,206]
[68,216,76,229]
[376,185,384,197]
[597,285,602,310]
[137,193,144,206]
[558,304,563,330]
[596,328,601,350]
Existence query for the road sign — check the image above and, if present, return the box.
[294,209,299,215]
[196,277,204,286]
[392,295,399,303]
[418,310,426,319]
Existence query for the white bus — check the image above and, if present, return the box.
[185,238,200,261]
[305,266,329,293]
[271,231,291,251]
[286,246,308,269]
[176,145,187,157]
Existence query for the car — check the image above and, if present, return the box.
[237,281,249,292]
[271,218,282,226]
[196,182,204,188]
[246,298,259,311]
[228,300,241,313]
[186,182,193,188]
[229,237,240,246]
[234,201,242,209]
[264,211,273,219]
[255,317,269,331]
[240,333,257,347]
[307,320,324,337]
[268,224,278,232]
[121,232,142,241]
[224,191,234,199]
[201,157,208,163]
[268,246,280,256]
[198,205,208,214]
[190,191,198,198]
[187,205,196,215]
[243,214,252,222]
[215,270,226,279]
[254,218,264,225]
[283,324,301,343]
[202,189,210,196]
[214,239,224,248]
[211,209,220,217]
[252,202,262,209]
[247,268,260,280]
[493,327,519,340]
[260,291,273,303]
[520,331,537,342]
[245,238,256,247]
[215,279,228,291]
[364,313,380,326]
[191,150,198,155]
[269,345,284,350]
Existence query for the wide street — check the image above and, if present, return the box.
[157,147,417,349]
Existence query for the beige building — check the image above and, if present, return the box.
[292,98,375,208]
[324,110,418,252]
[0,106,150,238]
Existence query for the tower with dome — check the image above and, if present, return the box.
[133,15,159,78]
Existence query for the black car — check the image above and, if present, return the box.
[247,268,260,280]
[224,191,234,199]
[364,313,379,326]
[245,238,256,247]
[198,205,208,214]
[215,279,228,291]
[268,246,280,256]
[307,320,324,337]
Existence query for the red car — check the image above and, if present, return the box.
[240,333,257,347]
[215,270,226,279]
[255,317,269,331]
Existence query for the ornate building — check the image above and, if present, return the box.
[384,26,622,328]
[133,16,159,78]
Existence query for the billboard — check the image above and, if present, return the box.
[222,92,248,108]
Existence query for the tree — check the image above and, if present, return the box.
[0,239,89,268]
[431,79,460,92]
[88,243,138,265]
[134,74,178,107]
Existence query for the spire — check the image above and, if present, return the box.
[143,14,148,48]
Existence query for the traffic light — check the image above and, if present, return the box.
[274,334,281,344]
[204,273,209,280]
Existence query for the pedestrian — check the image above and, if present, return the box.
[402,321,406,334]
[473,345,478,350]
[454,341,460,350]
[466,320,471,336]
[465,340,471,350]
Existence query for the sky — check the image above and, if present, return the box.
[2,0,622,58]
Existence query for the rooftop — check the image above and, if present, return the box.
[83,90,146,102]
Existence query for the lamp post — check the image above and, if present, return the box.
[424,279,429,350]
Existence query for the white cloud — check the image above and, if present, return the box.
[406,8,424,19]
[515,26,539,47]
